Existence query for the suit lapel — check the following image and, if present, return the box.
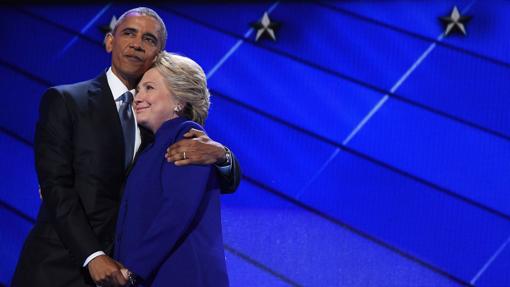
[124,126,154,177]
[87,73,126,172]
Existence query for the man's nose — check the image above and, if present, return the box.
[129,37,144,51]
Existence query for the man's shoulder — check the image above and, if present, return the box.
[54,78,93,90]
[51,75,104,96]
[39,73,107,111]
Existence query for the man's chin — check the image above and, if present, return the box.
[121,63,147,76]
[122,70,145,82]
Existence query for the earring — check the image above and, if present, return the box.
[174,104,183,113]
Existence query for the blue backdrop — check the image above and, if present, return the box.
[1,1,510,286]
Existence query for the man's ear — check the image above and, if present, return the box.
[104,33,113,53]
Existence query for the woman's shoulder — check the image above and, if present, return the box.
[176,119,204,137]
[157,117,206,143]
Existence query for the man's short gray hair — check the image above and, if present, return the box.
[112,7,167,50]
[154,51,210,126]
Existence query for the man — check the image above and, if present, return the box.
[12,7,240,287]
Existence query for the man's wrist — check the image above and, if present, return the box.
[215,146,232,167]
[128,271,136,286]
[126,270,141,286]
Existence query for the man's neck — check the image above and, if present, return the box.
[111,68,139,90]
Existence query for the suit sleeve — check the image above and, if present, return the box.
[217,150,241,194]
[35,88,101,265]
[124,122,213,283]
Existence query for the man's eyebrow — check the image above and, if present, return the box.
[143,32,158,41]
[121,27,138,33]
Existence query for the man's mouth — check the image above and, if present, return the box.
[125,55,143,62]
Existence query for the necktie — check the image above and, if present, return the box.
[118,91,135,170]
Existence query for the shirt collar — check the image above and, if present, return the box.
[106,67,135,101]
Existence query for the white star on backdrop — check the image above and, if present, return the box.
[251,12,281,42]
[440,6,472,36]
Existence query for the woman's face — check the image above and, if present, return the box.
[135,68,179,133]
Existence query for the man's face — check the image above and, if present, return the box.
[105,13,163,86]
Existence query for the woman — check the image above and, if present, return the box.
[114,51,229,286]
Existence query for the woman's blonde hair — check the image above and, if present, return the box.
[153,51,210,125]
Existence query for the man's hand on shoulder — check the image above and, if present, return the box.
[165,128,227,166]
[87,255,127,286]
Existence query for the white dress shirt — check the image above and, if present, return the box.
[107,67,142,159]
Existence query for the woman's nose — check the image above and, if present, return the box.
[134,92,143,103]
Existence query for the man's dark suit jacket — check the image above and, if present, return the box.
[11,72,240,287]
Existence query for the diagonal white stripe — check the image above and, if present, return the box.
[56,3,112,59]
[342,38,439,146]
[470,234,510,285]
[342,0,477,146]
[342,95,390,146]
[299,0,478,194]
[295,148,340,199]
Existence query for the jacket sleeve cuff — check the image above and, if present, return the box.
[83,250,106,267]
